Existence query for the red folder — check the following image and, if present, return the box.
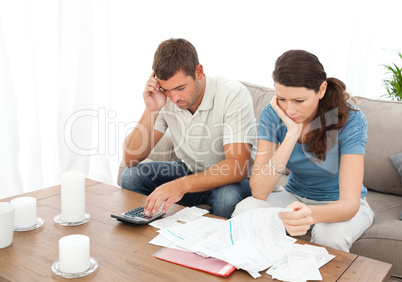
[155,248,236,277]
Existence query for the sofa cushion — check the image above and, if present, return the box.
[350,190,402,279]
[390,152,402,182]
[295,190,402,279]
[349,97,402,195]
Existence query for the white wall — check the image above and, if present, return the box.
[0,0,401,197]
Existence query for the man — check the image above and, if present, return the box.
[120,38,256,218]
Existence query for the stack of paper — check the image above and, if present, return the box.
[267,244,335,281]
[158,216,225,252]
[190,208,296,278]
[149,206,210,229]
[149,207,335,279]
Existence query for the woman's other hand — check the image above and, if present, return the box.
[278,201,314,236]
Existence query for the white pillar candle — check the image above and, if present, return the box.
[61,171,85,222]
[0,202,15,249]
[10,197,37,228]
[59,234,90,273]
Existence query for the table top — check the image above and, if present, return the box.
[0,179,392,281]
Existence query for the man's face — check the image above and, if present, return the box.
[157,66,204,114]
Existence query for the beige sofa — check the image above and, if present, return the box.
[118,81,402,281]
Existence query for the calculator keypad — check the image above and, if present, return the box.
[124,207,152,219]
[111,206,166,225]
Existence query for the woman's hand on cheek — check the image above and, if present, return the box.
[278,202,313,236]
[270,95,303,138]
[270,95,284,117]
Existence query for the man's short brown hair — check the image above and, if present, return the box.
[152,38,199,80]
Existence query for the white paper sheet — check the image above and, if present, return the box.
[158,217,225,252]
[149,234,188,252]
[266,243,335,281]
[149,206,209,229]
[191,208,296,274]
[287,247,322,281]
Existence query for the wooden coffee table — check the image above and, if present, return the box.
[0,180,392,281]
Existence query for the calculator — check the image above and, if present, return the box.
[111,206,166,225]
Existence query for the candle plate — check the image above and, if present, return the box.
[51,257,98,278]
[14,217,44,232]
[54,213,90,226]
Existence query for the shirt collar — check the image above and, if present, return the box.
[197,74,214,111]
[175,74,214,113]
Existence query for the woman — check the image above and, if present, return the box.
[233,50,374,252]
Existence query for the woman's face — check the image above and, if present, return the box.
[274,82,327,124]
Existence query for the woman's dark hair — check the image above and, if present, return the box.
[272,50,356,161]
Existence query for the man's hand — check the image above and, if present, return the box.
[278,202,314,236]
[144,179,187,216]
[143,72,167,111]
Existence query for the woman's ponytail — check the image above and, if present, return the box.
[306,77,356,161]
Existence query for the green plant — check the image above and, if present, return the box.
[381,50,402,101]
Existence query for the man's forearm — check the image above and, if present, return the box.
[123,109,160,167]
[177,158,250,193]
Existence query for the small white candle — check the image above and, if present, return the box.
[0,202,15,249]
[61,171,85,222]
[10,197,37,228]
[59,234,90,273]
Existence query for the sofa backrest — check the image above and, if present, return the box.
[349,96,402,195]
[240,81,275,122]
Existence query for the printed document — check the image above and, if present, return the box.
[150,207,335,279]
[149,206,209,229]
[191,208,296,276]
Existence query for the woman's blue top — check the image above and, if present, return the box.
[257,103,368,201]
